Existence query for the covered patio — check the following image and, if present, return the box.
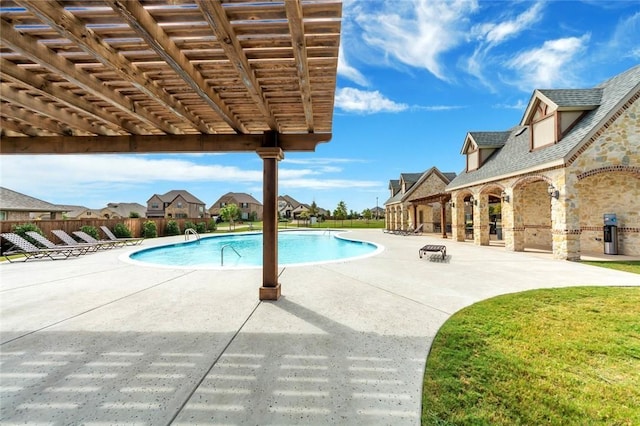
[0,0,342,300]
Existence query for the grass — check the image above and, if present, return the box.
[581,260,640,274]
[422,286,640,425]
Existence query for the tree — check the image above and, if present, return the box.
[362,208,373,224]
[309,200,319,217]
[220,203,240,230]
[299,210,310,226]
[334,200,347,226]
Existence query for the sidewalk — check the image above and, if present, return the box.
[1,230,638,425]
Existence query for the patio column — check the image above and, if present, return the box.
[440,196,448,238]
[551,173,581,260]
[474,193,490,246]
[257,144,284,300]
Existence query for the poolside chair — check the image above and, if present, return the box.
[73,230,124,249]
[1,232,78,262]
[26,231,92,256]
[100,226,144,246]
[52,229,111,251]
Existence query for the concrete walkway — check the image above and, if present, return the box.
[1,230,638,425]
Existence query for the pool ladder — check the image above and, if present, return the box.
[185,228,200,243]
[221,244,241,266]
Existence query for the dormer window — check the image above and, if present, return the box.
[521,89,602,151]
[461,131,510,172]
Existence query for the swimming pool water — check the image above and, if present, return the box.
[128,231,381,269]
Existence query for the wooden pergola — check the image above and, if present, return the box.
[408,192,451,239]
[0,0,342,300]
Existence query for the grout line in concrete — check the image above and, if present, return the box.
[166,300,262,426]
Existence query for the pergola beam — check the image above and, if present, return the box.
[285,0,315,132]
[0,83,119,136]
[0,58,144,135]
[0,132,332,154]
[0,19,181,135]
[15,0,207,134]
[106,0,245,133]
[195,0,278,131]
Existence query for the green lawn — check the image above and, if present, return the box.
[581,260,640,274]
[423,286,640,425]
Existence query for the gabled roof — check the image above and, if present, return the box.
[105,202,147,217]
[385,167,456,205]
[214,192,261,206]
[400,173,423,186]
[0,187,67,212]
[153,190,205,205]
[461,131,511,154]
[279,195,302,209]
[521,88,603,125]
[388,179,400,191]
[448,65,640,190]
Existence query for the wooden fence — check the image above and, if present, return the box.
[1,217,214,241]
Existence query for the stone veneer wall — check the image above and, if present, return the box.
[521,181,552,247]
[571,93,640,256]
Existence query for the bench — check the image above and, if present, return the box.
[419,244,447,260]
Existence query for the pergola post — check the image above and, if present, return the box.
[257,141,284,301]
[440,196,448,239]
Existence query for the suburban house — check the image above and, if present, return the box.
[146,190,206,219]
[62,202,146,219]
[278,195,305,219]
[0,187,67,220]
[209,192,263,221]
[384,168,457,234]
[446,65,639,259]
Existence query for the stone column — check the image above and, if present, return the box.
[551,173,581,260]
[474,194,490,245]
[257,145,284,300]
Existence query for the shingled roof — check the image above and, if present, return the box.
[0,186,67,212]
[448,65,640,190]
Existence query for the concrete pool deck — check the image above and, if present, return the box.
[1,229,639,425]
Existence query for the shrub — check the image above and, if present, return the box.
[80,225,99,240]
[207,219,217,232]
[142,220,157,238]
[184,221,196,231]
[129,211,140,218]
[165,220,180,236]
[113,223,132,238]
[11,223,42,245]
[196,222,207,234]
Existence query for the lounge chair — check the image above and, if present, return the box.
[100,226,144,246]
[52,230,102,252]
[1,232,79,262]
[26,231,92,256]
[73,230,124,249]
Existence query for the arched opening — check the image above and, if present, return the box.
[577,170,640,256]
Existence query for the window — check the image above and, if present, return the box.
[220,202,226,207]
[151,203,159,209]
[177,202,183,208]
[0,211,6,220]
[240,202,249,208]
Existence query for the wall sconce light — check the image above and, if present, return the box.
[501,191,510,203]
[547,184,559,199]
[449,201,456,208]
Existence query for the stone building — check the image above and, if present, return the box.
[384,167,457,234]
[446,65,639,259]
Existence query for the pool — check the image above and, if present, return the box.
[125,230,383,269]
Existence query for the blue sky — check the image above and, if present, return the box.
[1,0,639,214]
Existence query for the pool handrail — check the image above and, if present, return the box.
[185,228,200,243]
[221,244,241,266]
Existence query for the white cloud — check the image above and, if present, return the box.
[466,2,544,88]
[335,87,408,114]
[279,178,382,191]
[352,0,478,81]
[507,35,590,89]
[607,11,640,60]
[474,2,544,46]
[338,47,369,87]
